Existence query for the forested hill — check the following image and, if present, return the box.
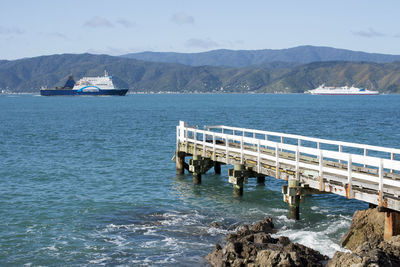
[1,53,400,93]
[122,46,400,67]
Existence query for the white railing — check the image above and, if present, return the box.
[176,121,400,206]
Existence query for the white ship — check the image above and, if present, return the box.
[306,84,379,95]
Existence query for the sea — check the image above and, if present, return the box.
[1,93,400,266]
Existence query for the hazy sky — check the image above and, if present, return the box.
[2,0,400,60]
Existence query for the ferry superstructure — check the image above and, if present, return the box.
[306,84,379,95]
[40,71,128,96]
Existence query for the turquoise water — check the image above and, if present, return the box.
[1,94,400,266]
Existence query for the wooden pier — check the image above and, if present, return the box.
[174,121,400,239]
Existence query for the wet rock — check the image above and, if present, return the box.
[341,207,385,251]
[328,236,400,267]
[210,222,221,228]
[206,216,328,267]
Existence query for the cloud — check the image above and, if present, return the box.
[171,13,194,25]
[116,18,135,28]
[84,16,114,28]
[352,28,385,38]
[46,32,67,39]
[185,38,219,49]
[0,26,24,35]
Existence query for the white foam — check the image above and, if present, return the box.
[89,256,111,264]
[275,214,295,225]
[107,235,127,247]
[159,211,205,227]
[43,244,57,251]
[275,217,352,258]
[270,208,288,213]
[206,227,232,236]
[323,219,351,235]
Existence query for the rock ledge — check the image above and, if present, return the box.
[206,217,328,267]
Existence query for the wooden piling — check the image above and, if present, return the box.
[192,154,202,184]
[287,179,300,220]
[176,151,186,174]
[231,164,244,197]
[384,210,400,241]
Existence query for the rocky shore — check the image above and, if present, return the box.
[206,208,400,267]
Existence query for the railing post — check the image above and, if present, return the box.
[202,131,206,157]
[275,143,280,179]
[364,148,368,168]
[319,149,324,191]
[391,153,395,173]
[257,139,261,173]
[225,134,229,164]
[176,126,179,150]
[193,129,197,155]
[240,136,244,164]
[185,128,188,153]
[339,145,343,164]
[295,146,300,180]
[212,133,216,161]
[347,154,353,199]
[379,158,384,207]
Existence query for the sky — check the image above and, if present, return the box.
[1,0,400,60]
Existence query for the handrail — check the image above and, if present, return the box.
[177,121,400,191]
[204,124,400,155]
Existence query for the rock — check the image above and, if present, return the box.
[210,222,221,228]
[206,216,328,267]
[327,235,400,267]
[341,207,385,251]
[249,217,274,233]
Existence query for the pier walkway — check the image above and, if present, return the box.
[174,121,400,239]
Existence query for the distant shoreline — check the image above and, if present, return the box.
[0,92,393,95]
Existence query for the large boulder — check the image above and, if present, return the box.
[327,236,400,267]
[341,207,385,251]
[206,217,328,267]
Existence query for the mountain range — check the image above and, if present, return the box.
[122,45,400,67]
[1,46,400,93]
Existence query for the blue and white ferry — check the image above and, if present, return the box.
[40,71,128,96]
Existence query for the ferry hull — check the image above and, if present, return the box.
[40,89,128,96]
[309,92,379,96]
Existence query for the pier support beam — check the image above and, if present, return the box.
[190,154,202,184]
[193,172,202,184]
[188,154,214,185]
[175,151,186,174]
[282,179,301,220]
[384,210,400,241]
[229,164,245,197]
